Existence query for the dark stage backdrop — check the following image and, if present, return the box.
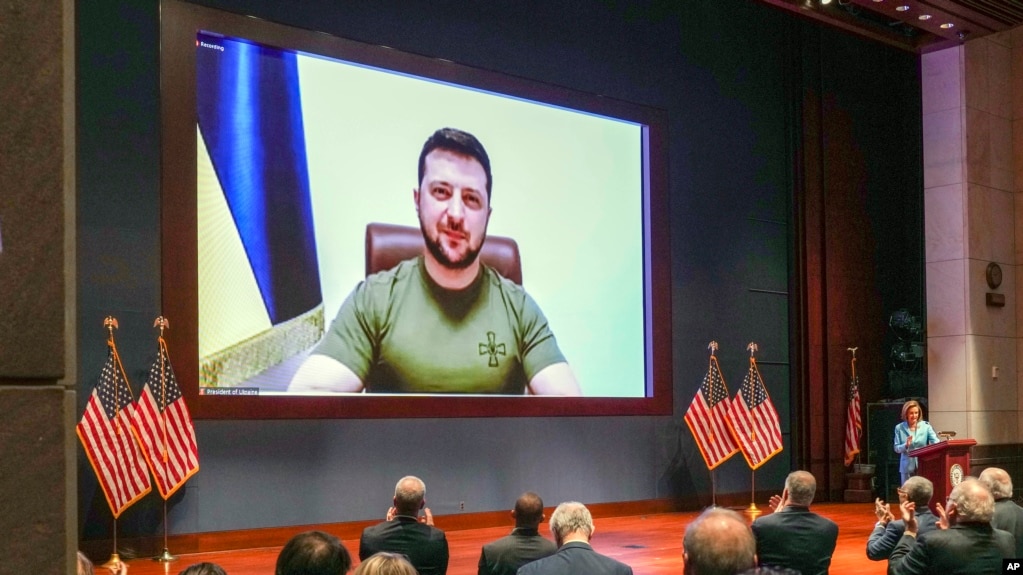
[76,0,923,538]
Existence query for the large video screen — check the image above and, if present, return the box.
[161,0,671,418]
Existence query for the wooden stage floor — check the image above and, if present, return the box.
[115,502,887,575]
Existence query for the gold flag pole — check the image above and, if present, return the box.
[746,342,762,520]
[152,316,177,563]
[708,341,719,507]
[100,317,124,573]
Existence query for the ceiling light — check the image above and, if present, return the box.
[940,22,955,29]
[896,5,910,11]
[918,14,932,20]
[820,0,833,5]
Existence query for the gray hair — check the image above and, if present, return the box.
[394,476,426,515]
[549,501,594,540]
[683,507,755,575]
[785,471,816,506]
[902,476,934,508]
[979,467,1014,500]
[950,478,994,523]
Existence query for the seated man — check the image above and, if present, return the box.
[359,476,449,575]
[866,476,938,561]
[751,470,838,575]
[289,127,581,395]
[479,492,557,575]
[683,507,756,575]
[889,477,1014,575]
[979,466,1023,557]
[516,502,632,575]
[276,530,353,575]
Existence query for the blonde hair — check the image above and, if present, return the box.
[901,400,923,422]
[354,552,418,575]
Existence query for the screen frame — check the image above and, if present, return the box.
[160,0,672,419]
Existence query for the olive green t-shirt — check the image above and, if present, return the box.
[314,257,566,393]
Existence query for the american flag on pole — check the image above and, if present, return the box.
[844,359,862,466]
[727,356,783,469]
[685,355,739,470]
[76,338,152,517]
[132,335,199,499]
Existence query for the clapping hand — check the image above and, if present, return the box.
[935,501,951,530]
[899,500,918,537]
[420,507,434,526]
[874,498,893,524]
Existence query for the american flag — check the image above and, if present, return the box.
[727,357,783,469]
[685,356,739,470]
[843,370,862,466]
[76,342,152,517]
[132,338,199,499]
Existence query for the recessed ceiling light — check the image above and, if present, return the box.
[896,5,910,11]
[940,22,955,29]
[918,14,932,20]
[872,0,884,2]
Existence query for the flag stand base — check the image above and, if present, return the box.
[744,502,762,521]
[153,548,177,562]
[101,553,122,571]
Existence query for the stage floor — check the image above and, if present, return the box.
[110,502,886,575]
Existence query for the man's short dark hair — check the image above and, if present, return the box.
[276,530,352,575]
[418,127,492,198]
[514,492,545,527]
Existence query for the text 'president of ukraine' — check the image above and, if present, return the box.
[289,127,581,395]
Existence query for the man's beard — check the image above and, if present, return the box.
[420,219,484,270]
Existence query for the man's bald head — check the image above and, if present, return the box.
[683,507,756,575]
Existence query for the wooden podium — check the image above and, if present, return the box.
[907,438,976,513]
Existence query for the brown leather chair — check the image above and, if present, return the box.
[365,222,522,285]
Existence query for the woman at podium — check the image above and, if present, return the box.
[893,399,939,483]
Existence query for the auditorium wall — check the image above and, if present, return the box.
[75,0,924,540]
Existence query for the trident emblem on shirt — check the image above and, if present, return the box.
[479,331,506,367]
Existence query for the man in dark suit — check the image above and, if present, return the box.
[516,501,632,575]
[478,492,557,575]
[889,477,1014,575]
[979,466,1023,556]
[359,476,449,575]
[751,470,839,575]
[682,507,756,575]
[867,476,939,561]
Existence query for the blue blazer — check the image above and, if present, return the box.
[893,420,939,476]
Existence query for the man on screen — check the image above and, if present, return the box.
[288,127,581,395]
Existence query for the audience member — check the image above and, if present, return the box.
[353,552,418,575]
[978,466,1023,556]
[516,501,632,575]
[179,562,228,575]
[888,477,1014,575]
[750,470,838,575]
[683,507,756,575]
[360,475,449,575]
[478,492,558,575]
[277,530,353,575]
[866,476,937,561]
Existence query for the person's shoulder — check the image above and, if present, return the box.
[361,520,392,537]
[365,257,420,285]
[481,264,527,294]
